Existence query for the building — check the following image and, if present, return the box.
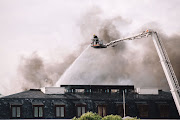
[0,85,179,119]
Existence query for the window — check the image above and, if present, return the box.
[158,104,169,118]
[33,105,44,118]
[76,105,86,117]
[117,104,128,117]
[137,104,149,118]
[98,105,106,117]
[11,105,21,118]
[55,105,65,118]
[111,89,119,93]
[75,89,85,93]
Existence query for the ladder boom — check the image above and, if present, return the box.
[151,31,180,115]
[101,30,180,115]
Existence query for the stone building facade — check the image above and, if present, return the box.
[0,85,179,119]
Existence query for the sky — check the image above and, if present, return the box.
[0,0,180,95]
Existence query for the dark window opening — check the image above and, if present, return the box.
[85,89,91,93]
[76,105,86,117]
[105,89,110,93]
[11,105,21,118]
[98,105,107,117]
[33,105,44,118]
[137,104,149,118]
[117,104,128,117]
[55,105,65,118]
[98,89,105,93]
[158,104,169,118]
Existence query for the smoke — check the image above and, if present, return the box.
[17,51,77,91]
[57,7,180,90]
[11,6,180,93]
[1,1,179,96]
[163,34,180,80]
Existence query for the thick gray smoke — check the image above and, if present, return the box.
[163,34,180,80]
[56,7,180,90]
[17,6,180,91]
[17,52,77,90]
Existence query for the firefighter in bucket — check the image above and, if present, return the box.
[91,34,107,48]
[91,34,99,46]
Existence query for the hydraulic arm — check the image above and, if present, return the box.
[92,30,180,115]
[151,31,180,115]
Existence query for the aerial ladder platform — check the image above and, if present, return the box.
[91,30,180,115]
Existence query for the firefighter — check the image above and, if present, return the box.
[93,34,98,38]
[93,34,99,44]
